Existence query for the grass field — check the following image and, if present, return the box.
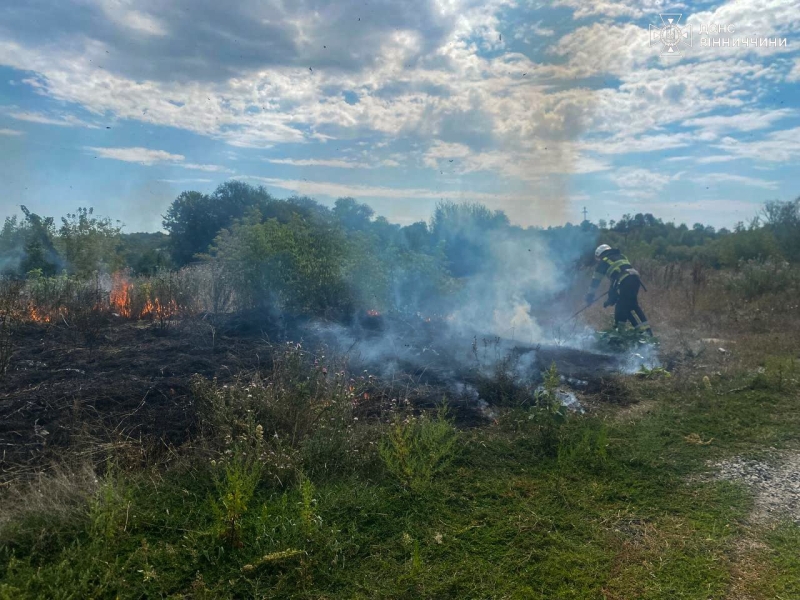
[1,339,798,599]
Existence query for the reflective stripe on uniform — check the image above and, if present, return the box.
[602,255,635,288]
[602,257,631,277]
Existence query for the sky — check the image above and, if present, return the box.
[0,0,798,232]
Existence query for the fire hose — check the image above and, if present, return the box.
[564,273,647,324]
[569,290,609,320]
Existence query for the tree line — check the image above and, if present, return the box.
[2,181,798,289]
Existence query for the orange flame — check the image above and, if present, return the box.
[140,298,180,320]
[22,271,186,324]
[27,304,51,323]
[110,273,132,317]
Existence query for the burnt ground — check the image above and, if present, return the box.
[1,311,633,479]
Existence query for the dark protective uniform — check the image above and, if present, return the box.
[587,250,652,335]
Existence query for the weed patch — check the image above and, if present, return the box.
[379,406,459,493]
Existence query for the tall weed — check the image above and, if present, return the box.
[530,363,569,457]
[193,344,372,483]
[379,406,459,493]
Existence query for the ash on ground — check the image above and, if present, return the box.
[0,311,649,475]
[711,452,800,524]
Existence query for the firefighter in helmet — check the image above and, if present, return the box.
[586,244,652,336]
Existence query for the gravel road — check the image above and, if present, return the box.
[712,452,800,523]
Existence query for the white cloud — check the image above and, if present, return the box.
[86,146,233,172]
[94,0,168,36]
[157,178,213,183]
[422,141,472,168]
[182,163,234,173]
[695,155,742,164]
[581,133,692,155]
[611,167,674,190]
[87,146,185,164]
[265,158,376,169]
[686,0,800,39]
[0,128,23,135]
[586,59,781,140]
[608,167,686,198]
[683,109,795,134]
[789,57,800,81]
[665,154,743,164]
[421,140,609,181]
[690,172,778,190]
[554,0,672,19]
[4,109,99,128]
[712,127,800,162]
[513,20,555,44]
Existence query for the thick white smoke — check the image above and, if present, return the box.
[447,231,567,344]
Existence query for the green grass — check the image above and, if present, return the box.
[1,359,799,599]
[760,522,800,597]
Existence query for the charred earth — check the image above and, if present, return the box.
[0,310,638,478]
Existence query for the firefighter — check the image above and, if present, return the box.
[585,244,652,336]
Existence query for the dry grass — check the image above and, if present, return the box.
[0,462,99,532]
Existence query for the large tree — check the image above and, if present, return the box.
[58,207,123,276]
[763,197,800,261]
[162,182,275,265]
[20,206,61,277]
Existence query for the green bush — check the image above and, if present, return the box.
[210,213,354,316]
[58,207,123,277]
[711,226,783,267]
[529,363,569,457]
[193,344,371,483]
[721,259,800,300]
[209,434,264,547]
[595,321,656,352]
[379,406,459,493]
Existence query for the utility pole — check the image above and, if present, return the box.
[582,206,588,222]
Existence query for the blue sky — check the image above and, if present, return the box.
[1,0,798,232]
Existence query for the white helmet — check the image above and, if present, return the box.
[595,244,612,259]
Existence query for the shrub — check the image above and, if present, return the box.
[529,363,569,457]
[721,259,800,300]
[595,321,656,352]
[210,214,354,316]
[378,405,459,493]
[58,207,123,277]
[193,344,371,483]
[183,262,236,314]
[209,429,264,547]
[475,351,537,407]
[88,471,132,546]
